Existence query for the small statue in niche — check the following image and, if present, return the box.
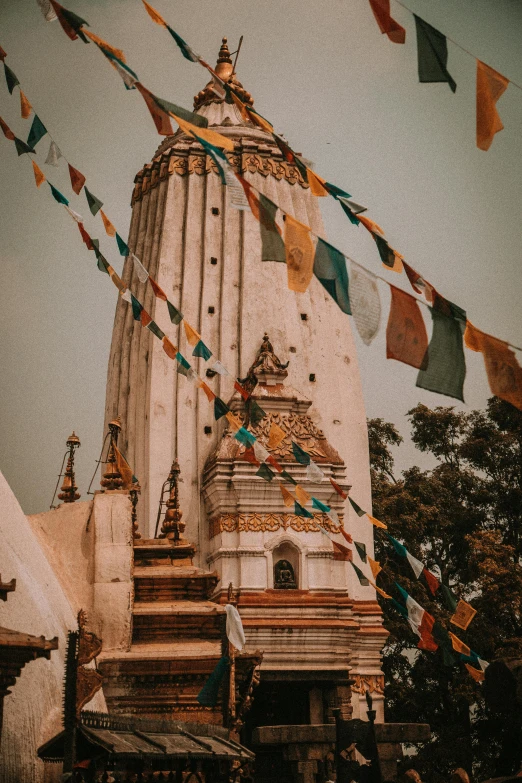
[274,559,297,590]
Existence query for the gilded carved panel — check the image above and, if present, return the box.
[208,512,342,539]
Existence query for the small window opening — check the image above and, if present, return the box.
[208,306,215,314]
[211,207,220,215]
[309,374,316,382]
[210,257,218,265]
[300,313,308,321]
[204,426,212,435]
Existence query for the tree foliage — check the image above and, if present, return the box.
[368,398,522,782]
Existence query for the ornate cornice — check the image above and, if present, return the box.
[209,512,342,539]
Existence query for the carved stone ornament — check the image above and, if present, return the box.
[351,674,385,696]
[77,609,102,666]
[250,412,327,460]
[209,512,342,539]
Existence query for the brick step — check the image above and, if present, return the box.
[131,601,225,644]
[133,566,218,602]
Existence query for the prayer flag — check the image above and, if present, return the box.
[330,478,348,499]
[354,542,367,562]
[372,582,392,600]
[100,210,116,237]
[214,397,229,420]
[113,445,134,489]
[84,188,103,215]
[14,137,34,155]
[44,139,62,167]
[306,461,325,482]
[403,262,434,303]
[358,215,385,236]
[248,399,266,426]
[367,514,387,530]
[196,136,249,208]
[256,463,275,482]
[281,469,298,486]
[414,16,456,93]
[233,381,249,400]
[349,264,381,345]
[311,497,330,514]
[374,234,404,272]
[268,422,286,450]
[131,295,143,321]
[387,286,429,369]
[333,541,352,562]
[327,508,340,528]
[464,321,522,410]
[441,584,458,613]
[149,278,167,301]
[368,556,382,580]
[184,321,200,347]
[422,568,440,596]
[193,340,212,360]
[387,534,424,578]
[166,26,200,62]
[4,63,19,94]
[20,91,32,119]
[295,485,311,507]
[162,336,177,360]
[226,411,243,432]
[239,178,286,263]
[451,600,477,631]
[167,300,183,325]
[295,501,313,519]
[36,0,57,21]
[266,454,283,473]
[141,0,166,26]
[285,215,315,293]
[280,484,295,508]
[448,632,470,658]
[243,446,260,466]
[116,233,130,257]
[465,663,485,683]
[0,116,15,141]
[48,182,69,205]
[476,60,509,151]
[313,238,351,315]
[368,0,406,43]
[77,222,93,250]
[352,562,370,585]
[199,381,215,402]
[68,163,85,195]
[95,44,138,90]
[153,95,208,129]
[0,46,5,62]
[109,267,126,294]
[307,168,329,197]
[171,113,234,150]
[136,82,174,135]
[196,656,230,706]
[176,352,191,376]
[349,497,366,517]
[253,440,270,463]
[225,604,245,651]
[27,115,47,148]
[31,160,45,188]
[292,441,310,465]
[48,1,89,42]
[395,583,437,651]
[416,309,466,402]
[82,30,126,62]
[140,310,152,328]
[64,206,83,223]
[211,361,230,376]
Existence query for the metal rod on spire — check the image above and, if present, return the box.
[232,35,243,74]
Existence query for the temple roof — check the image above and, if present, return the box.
[193,37,254,113]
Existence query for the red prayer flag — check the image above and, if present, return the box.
[422,567,440,596]
[243,446,260,466]
[234,381,249,400]
[77,222,93,250]
[368,0,406,44]
[0,116,15,141]
[140,309,152,327]
[330,477,348,499]
[0,46,7,62]
[386,285,428,369]
[162,336,177,359]
[476,60,509,151]
[49,0,80,41]
[403,262,434,303]
[266,454,283,473]
[340,527,353,545]
[332,541,353,562]
[68,163,86,195]
[149,276,167,301]
[135,82,174,136]
[417,611,438,652]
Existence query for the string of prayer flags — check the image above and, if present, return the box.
[450,599,477,631]
[170,112,234,151]
[48,1,89,43]
[476,61,509,151]
[140,0,200,62]
[292,441,311,465]
[368,0,406,44]
[225,604,246,652]
[332,540,352,562]
[45,139,63,167]
[395,583,438,651]
[386,286,429,369]
[92,42,139,91]
[330,478,348,499]
[352,562,370,586]
[313,239,351,315]
[285,215,315,293]
[416,308,466,402]
[68,163,86,195]
[27,115,47,148]
[36,0,58,22]
[349,264,381,346]
[20,91,32,119]
[32,160,46,188]
[464,321,522,411]
[82,30,126,64]
[196,656,230,707]
[268,422,286,450]
[3,63,20,94]
[414,16,456,93]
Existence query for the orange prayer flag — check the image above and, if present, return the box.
[465,321,522,410]
[476,60,509,151]
[141,0,167,27]
[386,285,429,369]
[368,577,392,599]
[0,116,16,141]
[330,477,348,499]
[368,0,406,44]
[267,421,286,450]
[243,446,260,466]
[140,309,152,328]
[162,336,177,359]
[31,160,45,188]
[367,556,382,580]
[171,113,235,152]
[136,83,175,136]
[226,411,242,432]
[280,484,295,508]
[367,513,387,530]
[184,321,200,347]
[465,663,485,683]
[108,267,125,292]
[306,169,328,197]
[449,632,470,657]
[451,599,477,631]
[358,214,385,236]
[149,277,167,301]
[333,540,353,562]
[266,454,283,473]
[233,381,250,400]
[295,485,311,507]
[285,214,315,293]
[340,527,353,545]
[82,29,127,63]
[100,210,116,237]
[0,46,7,62]
[68,164,86,196]
[199,381,216,402]
[20,90,32,119]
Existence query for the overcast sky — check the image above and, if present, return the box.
[0,0,521,514]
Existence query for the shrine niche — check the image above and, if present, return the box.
[273,542,299,590]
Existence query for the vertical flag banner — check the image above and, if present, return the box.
[414,16,456,93]
[368,0,406,43]
[416,309,466,401]
[285,215,315,293]
[313,239,351,315]
[476,60,509,151]
[350,264,381,345]
[386,286,429,369]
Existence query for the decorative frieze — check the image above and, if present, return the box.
[351,674,385,696]
[208,512,342,539]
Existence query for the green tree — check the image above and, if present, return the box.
[368,398,522,782]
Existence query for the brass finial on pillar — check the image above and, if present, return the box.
[159,459,186,541]
[58,432,81,504]
[100,417,123,491]
[130,481,141,540]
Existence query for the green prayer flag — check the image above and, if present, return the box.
[323,181,352,200]
[196,656,230,707]
[394,582,409,606]
[460,650,480,666]
[148,320,165,340]
[59,5,89,35]
[166,25,200,63]
[259,194,286,263]
[214,397,229,420]
[391,598,408,618]
[294,501,314,519]
[167,300,183,325]
[440,584,458,613]
[153,93,208,128]
[4,63,19,94]
[433,622,458,667]
[312,497,330,513]
[14,137,35,156]
[131,295,143,321]
[313,238,351,315]
[256,463,275,482]
[176,352,191,376]
[27,115,47,148]
[97,255,110,274]
[292,441,310,465]
[48,182,69,206]
[235,427,256,447]
[339,199,361,226]
[414,15,456,93]
[84,187,103,216]
[374,234,397,269]
[193,340,212,360]
[387,534,408,559]
[115,233,130,256]
[348,497,366,517]
[281,470,297,486]
[248,399,266,426]
[416,309,466,402]
[354,541,367,562]
[351,561,370,586]
[96,47,139,90]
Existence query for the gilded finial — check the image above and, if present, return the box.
[58,432,81,504]
[101,418,123,491]
[160,459,186,541]
[193,36,253,111]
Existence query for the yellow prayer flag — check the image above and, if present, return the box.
[82,29,127,63]
[267,421,286,450]
[226,411,242,433]
[368,578,392,600]
[32,160,45,188]
[100,210,116,237]
[306,168,328,197]
[295,485,311,507]
[358,214,385,237]
[171,113,235,152]
[465,663,485,683]
[184,321,200,347]
[450,599,477,631]
[285,214,315,294]
[367,556,382,580]
[367,513,387,530]
[108,266,126,292]
[20,90,32,119]
[141,0,167,26]
[448,632,471,658]
[199,381,216,402]
[280,484,295,508]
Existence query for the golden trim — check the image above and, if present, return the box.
[351,674,385,696]
[209,512,342,539]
